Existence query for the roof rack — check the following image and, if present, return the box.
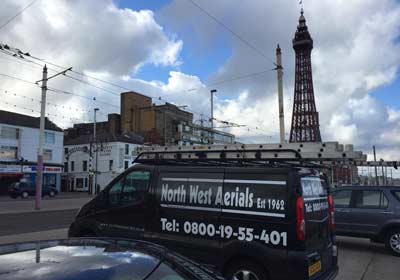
[134,142,367,167]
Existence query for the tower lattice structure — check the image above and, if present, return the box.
[289,10,322,143]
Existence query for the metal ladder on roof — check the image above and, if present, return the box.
[134,142,370,165]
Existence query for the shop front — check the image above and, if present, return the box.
[0,165,24,195]
[0,164,63,195]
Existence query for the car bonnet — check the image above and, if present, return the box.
[0,239,159,280]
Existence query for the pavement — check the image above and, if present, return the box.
[0,194,399,279]
[336,236,399,280]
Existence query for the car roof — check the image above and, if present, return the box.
[0,238,222,280]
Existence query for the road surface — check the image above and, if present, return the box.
[0,194,399,279]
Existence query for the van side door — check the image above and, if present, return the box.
[96,166,153,239]
[151,167,223,265]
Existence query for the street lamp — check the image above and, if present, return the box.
[210,89,217,144]
[93,108,99,195]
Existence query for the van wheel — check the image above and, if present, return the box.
[21,192,28,199]
[225,261,267,280]
[385,228,400,257]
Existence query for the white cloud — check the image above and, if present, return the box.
[160,0,400,157]
[0,0,183,126]
[0,0,399,161]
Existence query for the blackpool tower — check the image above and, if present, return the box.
[289,9,322,143]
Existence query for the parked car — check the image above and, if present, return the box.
[332,186,400,256]
[69,160,338,280]
[8,181,58,198]
[0,238,224,280]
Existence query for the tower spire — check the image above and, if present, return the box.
[289,8,322,143]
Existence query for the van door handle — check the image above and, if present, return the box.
[336,209,350,213]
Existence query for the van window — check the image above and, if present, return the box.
[332,190,352,208]
[301,177,327,198]
[120,171,150,204]
[393,191,400,202]
[108,177,124,205]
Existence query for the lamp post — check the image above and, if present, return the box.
[210,89,217,144]
[35,65,72,210]
[373,146,378,185]
[380,159,385,185]
[93,108,99,195]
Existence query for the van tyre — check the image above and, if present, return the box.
[225,261,267,280]
[385,228,400,257]
[21,192,28,199]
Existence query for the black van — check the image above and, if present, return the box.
[69,149,338,280]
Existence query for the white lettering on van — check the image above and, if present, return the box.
[214,186,223,205]
[189,185,212,205]
[161,184,186,203]
[223,187,253,208]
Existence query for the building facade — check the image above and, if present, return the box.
[63,113,143,192]
[177,123,235,145]
[119,91,234,145]
[0,110,64,195]
[63,141,140,192]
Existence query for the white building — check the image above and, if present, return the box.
[64,141,140,192]
[0,110,64,195]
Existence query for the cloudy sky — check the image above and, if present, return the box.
[0,0,399,162]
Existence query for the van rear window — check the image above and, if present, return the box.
[301,177,327,198]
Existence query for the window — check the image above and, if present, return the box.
[45,132,55,144]
[71,161,75,172]
[301,177,327,198]
[64,162,68,173]
[0,146,18,159]
[393,191,400,202]
[43,149,52,161]
[354,190,388,209]
[1,126,19,139]
[120,171,150,204]
[44,174,56,187]
[82,161,87,172]
[108,177,124,205]
[107,171,150,206]
[124,161,129,169]
[64,148,69,155]
[109,160,113,171]
[125,144,129,155]
[332,190,352,208]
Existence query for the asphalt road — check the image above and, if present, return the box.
[0,209,76,236]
